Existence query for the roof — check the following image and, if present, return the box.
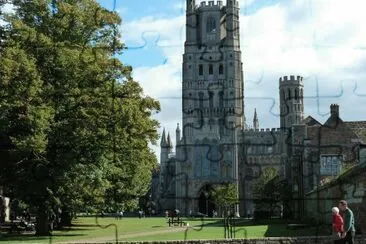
[306,162,366,194]
[301,116,322,126]
[323,115,344,128]
[344,121,366,143]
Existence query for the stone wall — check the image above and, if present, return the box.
[68,235,366,244]
[305,162,366,233]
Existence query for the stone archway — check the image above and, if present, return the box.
[198,185,216,217]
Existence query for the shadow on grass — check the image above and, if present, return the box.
[0,232,88,242]
[0,222,95,242]
[264,223,330,237]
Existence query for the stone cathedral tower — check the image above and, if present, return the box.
[171,0,245,215]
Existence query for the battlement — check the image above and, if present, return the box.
[198,0,227,8]
[226,0,239,7]
[279,75,303,83]
[244,127,282,133]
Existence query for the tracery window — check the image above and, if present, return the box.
[206,17,216,33]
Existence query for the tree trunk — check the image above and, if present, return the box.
[35,208,51,236]
[60,209,72,227]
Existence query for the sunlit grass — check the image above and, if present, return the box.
[0,217,330,243]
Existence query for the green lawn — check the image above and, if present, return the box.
[0,217,330,243]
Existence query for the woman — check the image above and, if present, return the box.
[332,206,344,244]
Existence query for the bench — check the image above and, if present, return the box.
[0,220,35,234]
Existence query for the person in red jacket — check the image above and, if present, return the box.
[332,206,344,244]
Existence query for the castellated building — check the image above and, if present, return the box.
[157,0,366,218]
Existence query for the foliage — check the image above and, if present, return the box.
[0,0,160,235]
[251,167,281,216]
[210,183,239,216]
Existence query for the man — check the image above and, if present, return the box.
[338,200,355,244]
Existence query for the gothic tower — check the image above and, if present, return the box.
[176,0,244,215]
[279,75,304,129]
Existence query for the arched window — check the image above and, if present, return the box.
[295,88,299,100]
[209,64,213,75]
[219,91,223,108]
[219,64,224,75]
[219,119,224,137]
[206,17,216,33]
[281,90,285,102]
[288,89,291,99]
[209,92,214,108]
[199,64,203,75]
[199,92,204,110]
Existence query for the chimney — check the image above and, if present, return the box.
[330,104,339,118]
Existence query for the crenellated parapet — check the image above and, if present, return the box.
[279,75,304,86]
[243,127,282,134]
[199,0,224,9]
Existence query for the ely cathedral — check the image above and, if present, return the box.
[157,0,366,219]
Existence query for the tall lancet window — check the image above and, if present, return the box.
[219,64,224,75]
[206,17,216,33]
[219,91,223,108]
[209,92,214,109]
[199,92,204,110]
[209,64,213,75]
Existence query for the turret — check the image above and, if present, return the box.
[279,75,304,129]
[186,0,195,12]
[225,0,240,48]
[253,108,259,130]
[185,0,197,45]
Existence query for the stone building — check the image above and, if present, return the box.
[305,152,366,233]
[157,0,366,219]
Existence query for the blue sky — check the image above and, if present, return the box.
[94,0,366,161]
[1,1,364,162]
[97,0,287,68]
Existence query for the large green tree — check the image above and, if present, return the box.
[0,0,160,235]
[210,183,239,217]
[251,167,281,218]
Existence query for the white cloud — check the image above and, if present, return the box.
[0,3,15,26]
[2,3,15,13]
[121,0,366,161]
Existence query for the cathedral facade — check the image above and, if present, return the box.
[157,0,366,218]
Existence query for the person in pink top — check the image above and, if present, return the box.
[332,206,344,244]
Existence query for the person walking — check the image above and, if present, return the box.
[338,200,355,244]
[332,207,344,244]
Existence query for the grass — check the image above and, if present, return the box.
[0,217,331,243]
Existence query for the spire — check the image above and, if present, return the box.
[160,128,167,147]
[167,132,173,149]
[253,108,259,130]
[176,123,181,146]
